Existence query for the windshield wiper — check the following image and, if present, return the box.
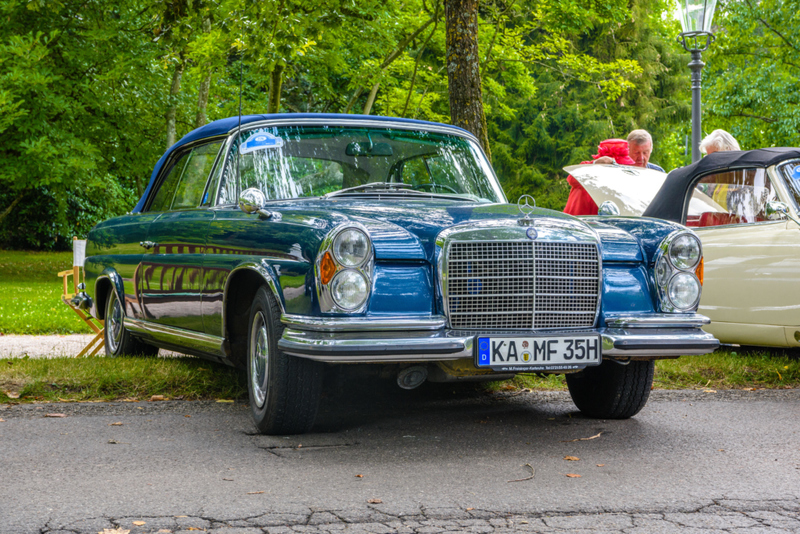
[324,182,416,198]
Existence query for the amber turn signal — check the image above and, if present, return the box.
[695,257,704,286]
[320,251,336,285]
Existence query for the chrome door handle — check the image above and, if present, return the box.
[139,241,158,250]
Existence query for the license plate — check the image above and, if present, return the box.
[475,335,601,372]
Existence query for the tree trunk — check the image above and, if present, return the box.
[268,63,285,114]
[0,192,24,226]
[362,82,380,115]
[165,59,185,149]
[195,18,212,129]
[445,0,491,160]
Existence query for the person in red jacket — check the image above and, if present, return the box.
[563,138,636,216]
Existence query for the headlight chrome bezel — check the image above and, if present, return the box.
[316,223,374,314]
[654,230,703,313]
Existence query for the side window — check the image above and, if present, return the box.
[686,168,776,227]
[149,140,223,212]
[780,161,800,211]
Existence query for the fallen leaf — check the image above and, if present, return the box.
[216,399,234,403]
[184,415,191,418]
[367,498,383,504]
[718,449,725,452]
[355,474,363,478]
[109,422,123,426]
[149,395,165,402]
[45,413,66,418]
[187,529,203,532]
[703,389,717,393]
[108,439,126,444]
[5,391,19,399]
[132,521,146,526]
[100,529,130,534]
[566,473,581,478]
[596,464,605,467]
[564,456,580,461]
[297,444,302,448]
[466,507,474,511]
[157,530,172,533]
[246,491,265,494]
[223,478,233,481]
[561,432,603,443]
[0,419,5,422]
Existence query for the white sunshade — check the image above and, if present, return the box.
[564,164,668,216]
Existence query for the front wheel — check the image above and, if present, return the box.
[566,360,654,419]
[247,286,323,435]
[104,290,158,357]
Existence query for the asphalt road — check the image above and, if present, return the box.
[1,382,798,534]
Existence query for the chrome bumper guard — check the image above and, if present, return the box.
[278,313,719,363]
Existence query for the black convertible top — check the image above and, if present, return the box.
[642,147,800,222]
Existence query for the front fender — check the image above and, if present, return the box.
[93,268,126,320]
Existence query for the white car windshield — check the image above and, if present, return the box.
[215,126,504,204]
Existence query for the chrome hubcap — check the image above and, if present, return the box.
[108,294,123,353]
[250,311,269,408]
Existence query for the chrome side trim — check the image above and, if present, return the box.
[604,313,711,328]
[281,314,447,332]
[125,318,225,356]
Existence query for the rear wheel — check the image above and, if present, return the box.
[247,286,323,435]
[104,290,158,357]
[566,359,654,419]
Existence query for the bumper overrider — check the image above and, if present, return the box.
[277,313,719,363]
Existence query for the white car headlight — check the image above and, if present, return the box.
[667,272,701,310]
[668,234,701,270]
[655,255,671,287]
[331,269,369,310]
[333,228,370,267]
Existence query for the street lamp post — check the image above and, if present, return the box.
[676,0,718,162]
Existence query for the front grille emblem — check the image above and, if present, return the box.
[526,227,538,240]
[518,195,536,226]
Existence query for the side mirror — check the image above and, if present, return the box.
[598,200,621,216]
[239,188,274,220]
[239,188,267,214]
[766,200,789,221]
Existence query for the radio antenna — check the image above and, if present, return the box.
[236,8,244,193]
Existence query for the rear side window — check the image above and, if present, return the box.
[685,168,776,227]
[149,140,223,212]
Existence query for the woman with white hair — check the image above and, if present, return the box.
[700,130,741,154]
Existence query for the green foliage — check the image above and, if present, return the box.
[0,0,697,248]
[703,0,800,148]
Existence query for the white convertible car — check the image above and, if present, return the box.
[567,147,800,349]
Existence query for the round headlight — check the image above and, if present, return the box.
[331,269,369,310]
[333,228,370,267]
[669,234,701,270]
[655,255,671,287]
[668,272,701,310]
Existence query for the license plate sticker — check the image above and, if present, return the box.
[475,335,601,372]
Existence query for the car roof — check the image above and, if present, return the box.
[642,147,800,222]
[133,113,473,213]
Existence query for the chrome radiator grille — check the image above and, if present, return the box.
[445,241,600,330]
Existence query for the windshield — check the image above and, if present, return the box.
[215,126,504,204]
[779,160,800,211]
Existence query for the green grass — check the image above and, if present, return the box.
[0,356,245,403]
[497,349,800,392]
[0,251,92,334]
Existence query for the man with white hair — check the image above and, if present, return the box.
[700,129,741,155]
[592,129,665,171]
[626,129,665,172]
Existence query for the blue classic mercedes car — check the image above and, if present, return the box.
[80,114,718,434]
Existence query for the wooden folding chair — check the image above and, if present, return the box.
[58,237,105,357]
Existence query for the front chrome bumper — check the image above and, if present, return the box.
[278,313,720,363]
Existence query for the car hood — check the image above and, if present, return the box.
[272,198,639,262]
[563,164,668,216]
